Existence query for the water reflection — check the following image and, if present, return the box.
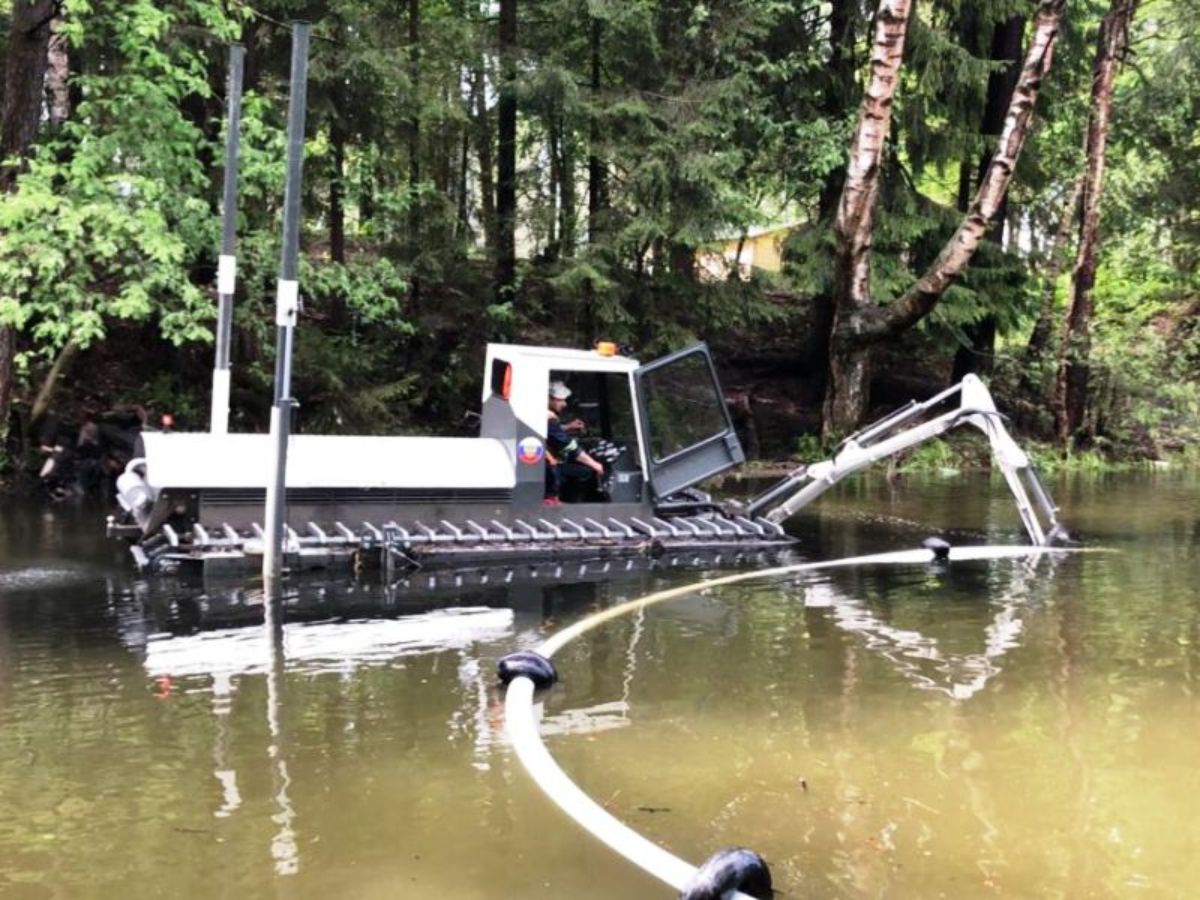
[80,551,770,890]
[139,607,517,680]
[211,673,240,819]
[264,613,297,876]
[801,555,1060,700]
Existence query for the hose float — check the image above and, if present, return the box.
[922,536,952,560]
[680,847,773,900]
[503,543,1079,898]
[497,650,558,689]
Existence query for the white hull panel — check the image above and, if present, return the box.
[140,432,516,491]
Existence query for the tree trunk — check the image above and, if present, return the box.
[825,0,1066,436]
[559,122,575,258]
[0,326,14,458]
[546,114,560,260]
[457,125,470,240]
[1,0,55,191]
[45,17,70,126]
[471,65,497,252]
[408,0,422,309]
[1024,178,1082,368]
[494,0,518,308]
[29,339,78,425]
[1,0,58,454]
[956,152,973,213]
[953,14,1025,381]
[817,0,857,218]
[822,0,914,438]
[242,16,262,93]
[582,15,603,340]
[328,113,349,330]
[809,0,857,401]
[408,0,421,231]
[330,119,347,265]
[359,164,376,224]
[1053,0,1138,450]
[438,81,453,196]
[586,15,605,246]
[669,240,696,282]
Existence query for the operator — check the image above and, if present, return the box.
[545,380,605,504]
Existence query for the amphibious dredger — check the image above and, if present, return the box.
[108,341,1065,576]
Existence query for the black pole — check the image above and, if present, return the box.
[264,22,310,594]
[211,44,245,434]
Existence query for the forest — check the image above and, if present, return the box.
[1,0,1197,486]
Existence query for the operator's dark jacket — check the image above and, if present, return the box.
[546,413,581,463]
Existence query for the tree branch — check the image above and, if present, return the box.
[869,0,1067,344]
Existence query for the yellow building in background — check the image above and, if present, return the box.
[697,221,803,281]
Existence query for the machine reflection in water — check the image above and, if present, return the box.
[105,549,770,878]
[107,543,1063,890]
[118,577,525,879]
[264,618,298,876]
[800,553,1060,700]
[140,606,516,680]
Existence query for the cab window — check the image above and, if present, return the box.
[548,370,644,504]
[637,351,729,462]
[549,370,639,453]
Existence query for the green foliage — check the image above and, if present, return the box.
[140,370,206,424]
[0,0,1197,469]
[793,432,831,462]
[291,328,421,433]
[0,0,241,366]
[301,257,411,326]
[895,438,966,475]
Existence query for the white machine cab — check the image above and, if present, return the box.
[479,342,745,507]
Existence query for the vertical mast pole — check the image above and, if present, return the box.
[211,44,245,435]
[263,22,310,595]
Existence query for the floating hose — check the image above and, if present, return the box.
[504,543,1078,898]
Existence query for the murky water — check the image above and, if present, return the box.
[1,472,1198,898]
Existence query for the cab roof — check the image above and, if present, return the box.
[486,343,641,373]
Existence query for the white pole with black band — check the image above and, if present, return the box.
[263,22,310,596]
[210,44,245,435]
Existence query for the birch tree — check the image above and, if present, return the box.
[824,0,1068,437]
[823,0,913,436]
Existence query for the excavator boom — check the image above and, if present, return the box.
[746,376,1064,545]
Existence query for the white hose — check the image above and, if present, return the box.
[505,543,1082,897]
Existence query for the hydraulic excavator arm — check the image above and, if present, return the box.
[744,376,1066,545]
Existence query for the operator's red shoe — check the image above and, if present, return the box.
[542,497,562,506]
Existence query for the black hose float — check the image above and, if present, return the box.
[679,847,773,900]
[922,536,951,561]
[497,650,559,689]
